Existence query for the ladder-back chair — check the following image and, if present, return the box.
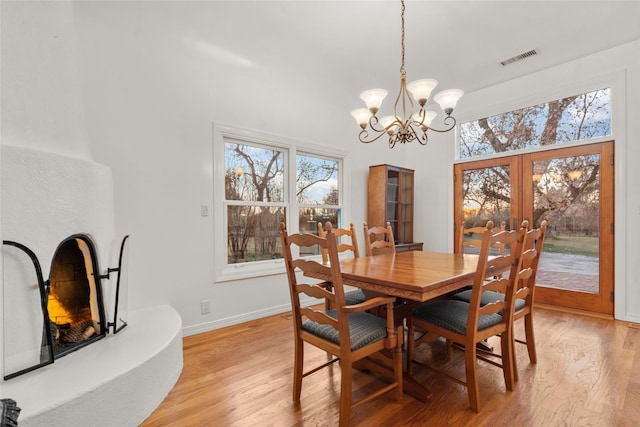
[318,222,365,306]
[458,220,507,254]
[280,222,403,426]
[363,221,396,256]
[452,220,548,380]
[407,221,527,412]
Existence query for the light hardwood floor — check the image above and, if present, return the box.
[141,307,640,426]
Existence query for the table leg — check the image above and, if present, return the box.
[355,352,432,403]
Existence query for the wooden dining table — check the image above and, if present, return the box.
[306,250,512,403]
[339,250,482,299]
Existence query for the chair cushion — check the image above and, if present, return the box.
[302,309,389,350]
[345,289,366,305]
[452,289,526,311]
[412,300,503,335]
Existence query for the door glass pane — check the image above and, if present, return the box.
[461,165,512,253]
[532,154,600,293]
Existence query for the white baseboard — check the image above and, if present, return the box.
[182,303,293,336]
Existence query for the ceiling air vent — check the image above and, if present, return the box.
[499,49,539,67]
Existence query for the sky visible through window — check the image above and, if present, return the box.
[460,88,611,159]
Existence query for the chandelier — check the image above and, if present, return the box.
[351,0,464,148]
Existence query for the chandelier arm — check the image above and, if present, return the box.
[393,75,416,123]
[367,115,386,133]
[424,115,457,133]
[404,123,421,144]
[367,115,405,135]
[416,126,429,145]
[358,128,396,144]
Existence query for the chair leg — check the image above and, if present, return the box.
[293,337,304,402]
[394,336,404,402]
[324,300,334,361]
[339,362,353,427]
[464,342,481,413]
[511,331,519,383]
[524,313,537,363]
[446,339,453,361]
[500,330,515,391]
[406,322,415,375]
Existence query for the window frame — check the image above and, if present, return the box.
[450,71,627,319]
[455,78,617,163]
[296,150,343,234]
[213,123,349,282]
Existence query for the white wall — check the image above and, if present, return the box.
[68,1,407,333]
[2,1,639,346]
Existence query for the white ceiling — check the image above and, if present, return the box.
[153,0,640,110]
[73,1,640,115]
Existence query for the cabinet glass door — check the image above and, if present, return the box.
[398,169,414,243]
[385,168,400,241]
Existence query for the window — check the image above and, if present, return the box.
[214,124,346,281]
[296,153,340,254]
[225,141,287,264]
[459,88,611,159]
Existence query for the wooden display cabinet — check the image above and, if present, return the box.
[367,164,422,251]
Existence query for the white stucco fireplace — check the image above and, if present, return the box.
[1,145,183,426]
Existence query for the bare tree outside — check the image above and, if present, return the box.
[225,143,340,263]
[225,143,285,263]
[296,154,339,237]
[460,88,610,237]
[460,89,610,158]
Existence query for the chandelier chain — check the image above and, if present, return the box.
[400,0,405,76]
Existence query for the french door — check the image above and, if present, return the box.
[454,142,614,315]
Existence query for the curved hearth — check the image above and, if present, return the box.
[2,305,183,427]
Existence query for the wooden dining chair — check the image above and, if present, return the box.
[406,221,527,412]
[453,220,508,308]
[317,222,366,306]
[363,221,396,256]
[318,221,360,263]
[458,220,506,254]
[452,220,548,380]
[280,222,403,427]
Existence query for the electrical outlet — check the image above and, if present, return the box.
[201,205,209,217]
[200,300,210,315]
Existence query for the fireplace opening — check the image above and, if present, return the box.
[3,234,129,380]
[47,236,106,358]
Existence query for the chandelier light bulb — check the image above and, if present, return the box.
[433,89,465,115]
[412,110,437,128]
[407,79,439,106]
[351,108,373,128]
[379,116,398,135]
[360,89,388,114]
